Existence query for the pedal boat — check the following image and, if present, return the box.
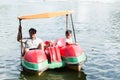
[18,10,87,74]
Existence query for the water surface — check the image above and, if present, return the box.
[0,0,120,80]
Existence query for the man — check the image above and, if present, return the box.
[17,27,44,53]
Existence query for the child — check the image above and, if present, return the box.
[65,30,77,45]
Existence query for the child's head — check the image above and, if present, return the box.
[65,30,72,38]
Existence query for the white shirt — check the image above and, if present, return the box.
[65,38,72,44]
[25,38,43,49]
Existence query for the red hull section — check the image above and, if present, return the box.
[24,50,47,63]
[60,45,83,57]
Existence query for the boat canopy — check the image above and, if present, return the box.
[18,10,73,20]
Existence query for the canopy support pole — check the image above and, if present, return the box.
[70,14,77,43]
[19,19,23,60]
[66,14,68,30]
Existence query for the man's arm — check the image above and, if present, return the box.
[17,26,22,42]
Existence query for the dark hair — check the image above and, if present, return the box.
[65,30,72,35]
[29,28,37,34]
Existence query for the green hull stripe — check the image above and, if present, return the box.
[63,53,87,64]
[49,61,65,69]
[22,59,48,71]
[22,53,86,70]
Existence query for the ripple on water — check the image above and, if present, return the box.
[0,54,20,80]
[84,41,120,80]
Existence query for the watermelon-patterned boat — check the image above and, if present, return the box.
[18,10,87,74]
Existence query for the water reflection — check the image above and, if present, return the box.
[19,68,86,80]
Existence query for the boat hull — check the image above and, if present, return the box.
[62,53,86,71]
[60,45,87,71]
[22,59,49,73]
[21,44,87,72]
[66,64,82,72]
[21,50,49,73]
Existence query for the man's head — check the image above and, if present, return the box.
[65,30,72,38]
[29,28,37,39]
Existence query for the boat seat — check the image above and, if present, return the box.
[45,46,62,62]
[54,38,66,47]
